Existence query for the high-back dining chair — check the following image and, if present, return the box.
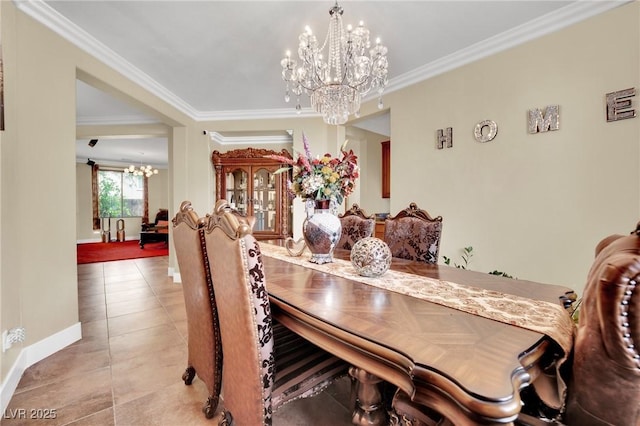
[337,203,375,250]
[203,199,350,425]
[171,201,222,418]
[384,202,443,264]
[562,222,640,426]
[515,222,640,426]
[390,223,640,426]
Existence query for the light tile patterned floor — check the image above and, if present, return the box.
[4,256,353,425]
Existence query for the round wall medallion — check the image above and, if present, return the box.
[473,120,498,143]
[350,237,392,277]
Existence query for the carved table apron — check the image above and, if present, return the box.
[261,243,575,424]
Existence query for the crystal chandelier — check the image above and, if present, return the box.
[281,2,389,125]
[124,164,158,178]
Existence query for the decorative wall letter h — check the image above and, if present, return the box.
[436,127,453,149]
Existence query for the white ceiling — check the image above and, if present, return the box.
[16,0,627,166]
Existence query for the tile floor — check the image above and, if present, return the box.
[4,256,353,425]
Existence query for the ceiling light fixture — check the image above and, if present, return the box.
[281,1,389,125]
[124,164,158,178]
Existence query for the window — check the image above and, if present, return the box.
[98,170,144,218]
[91,164,150,230]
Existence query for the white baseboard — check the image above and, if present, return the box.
[76,236,139,244]
[76,238,102,244]
[0,348,27,415]
[0,322,82,413]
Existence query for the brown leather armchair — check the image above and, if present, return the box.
[140,208,169,248]
[142,208,169,232]
[563,222,640,425]
[384,202,443,264]
[338,203,376,250]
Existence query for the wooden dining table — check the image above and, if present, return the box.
[261,243,575,425]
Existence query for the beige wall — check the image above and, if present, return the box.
[381,3,639,289]
[1,1,80,382]
[2,0,639,404]
[346,126,390,216]
[0,1,193,393]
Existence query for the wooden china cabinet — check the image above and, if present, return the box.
[212,147,293,240]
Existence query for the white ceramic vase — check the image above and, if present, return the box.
[302,199,342,264]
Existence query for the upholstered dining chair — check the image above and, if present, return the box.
[515,222,640,426]
[383,202,443,264]
[561,222,640,426]
[337,203,376,250]
[202,199,350,425]
[171,201,222,418]
[390,223,640,426]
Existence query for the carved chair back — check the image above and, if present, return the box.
[383,202,443,263]
[338,203,375,250]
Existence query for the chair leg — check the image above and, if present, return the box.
[203,395,219,419]
[218,409,233,426]
[182,366,195,385]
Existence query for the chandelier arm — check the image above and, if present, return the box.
[297,56,321,92]
[339,39,355,86]
[307,24,331,91]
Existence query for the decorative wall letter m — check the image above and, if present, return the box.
[528,105,559,134]
[436,127,453,149]
[606,88,636,122]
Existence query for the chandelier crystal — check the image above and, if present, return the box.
[281,2,389,125]
[124,164,158,178]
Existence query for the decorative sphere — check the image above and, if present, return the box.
[350,237,392,277]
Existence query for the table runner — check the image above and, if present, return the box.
[261,242,575,409]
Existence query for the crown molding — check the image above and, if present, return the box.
[15,0,199,118]
[208,131,293,146]
[384,0,630,94]
[193,107,320,122]
[16,0,630,124]
[76,114,161,126]
[75,156,166,168]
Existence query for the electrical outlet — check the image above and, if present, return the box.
[2,327,26,352]
[2,329,10,352]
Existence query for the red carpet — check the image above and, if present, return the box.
[77,240,168,264]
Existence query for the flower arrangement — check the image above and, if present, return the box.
[266,133,359,205]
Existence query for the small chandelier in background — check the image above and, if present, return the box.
[124,164,158,178]
[281,2,389,125]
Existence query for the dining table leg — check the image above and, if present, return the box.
[349,366,388,426]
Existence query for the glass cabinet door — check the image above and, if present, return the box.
[252,167,277,232]
[226,168,248,215]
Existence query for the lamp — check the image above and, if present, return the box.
[281,1,389,125]
[124,164,158,178]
